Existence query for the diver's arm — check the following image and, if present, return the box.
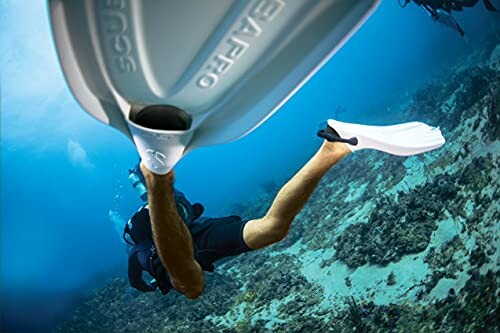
[140,163,204,299]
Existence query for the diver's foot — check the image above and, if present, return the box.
[319,140,351,161]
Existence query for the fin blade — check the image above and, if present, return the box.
[326,119,445,156]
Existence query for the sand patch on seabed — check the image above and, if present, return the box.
[298,214,462,308]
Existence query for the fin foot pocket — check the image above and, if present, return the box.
[130,105,192,131]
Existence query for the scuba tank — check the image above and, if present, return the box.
[128,164,148,202]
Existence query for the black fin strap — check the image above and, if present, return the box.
[317,128,358,146]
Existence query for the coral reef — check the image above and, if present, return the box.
[331,270,498,333]
[333,180,450,268]
[424,235,466,278]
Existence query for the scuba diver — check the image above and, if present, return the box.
[125,138,355,298]
[48,0,445,301]
[124,120,445,299]
[400,0,497,36]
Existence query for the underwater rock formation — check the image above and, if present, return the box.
[332,165,471,269]
[333,180,450,268]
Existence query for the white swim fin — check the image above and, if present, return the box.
[48,0,380,174]
[317,119,445,156]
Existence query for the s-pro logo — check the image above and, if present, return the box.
[197,0,285,89]
[145,149,167,170]
[101,0,137,73]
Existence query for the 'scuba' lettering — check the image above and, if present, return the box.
[102,0,137,73]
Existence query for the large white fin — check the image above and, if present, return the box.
[49,0,380,174]
[327,119,446,156]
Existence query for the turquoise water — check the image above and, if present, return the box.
[1,1,499,332]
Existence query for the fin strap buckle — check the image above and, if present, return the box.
[317,128,358,146]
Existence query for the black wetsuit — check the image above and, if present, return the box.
[127,193,252,295]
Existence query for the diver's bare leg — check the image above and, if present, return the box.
[141,164,204,299]
[243,141,350,249]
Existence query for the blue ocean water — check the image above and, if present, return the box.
[1,1,498,332]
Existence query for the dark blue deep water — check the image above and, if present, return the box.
[1,1,499,332]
